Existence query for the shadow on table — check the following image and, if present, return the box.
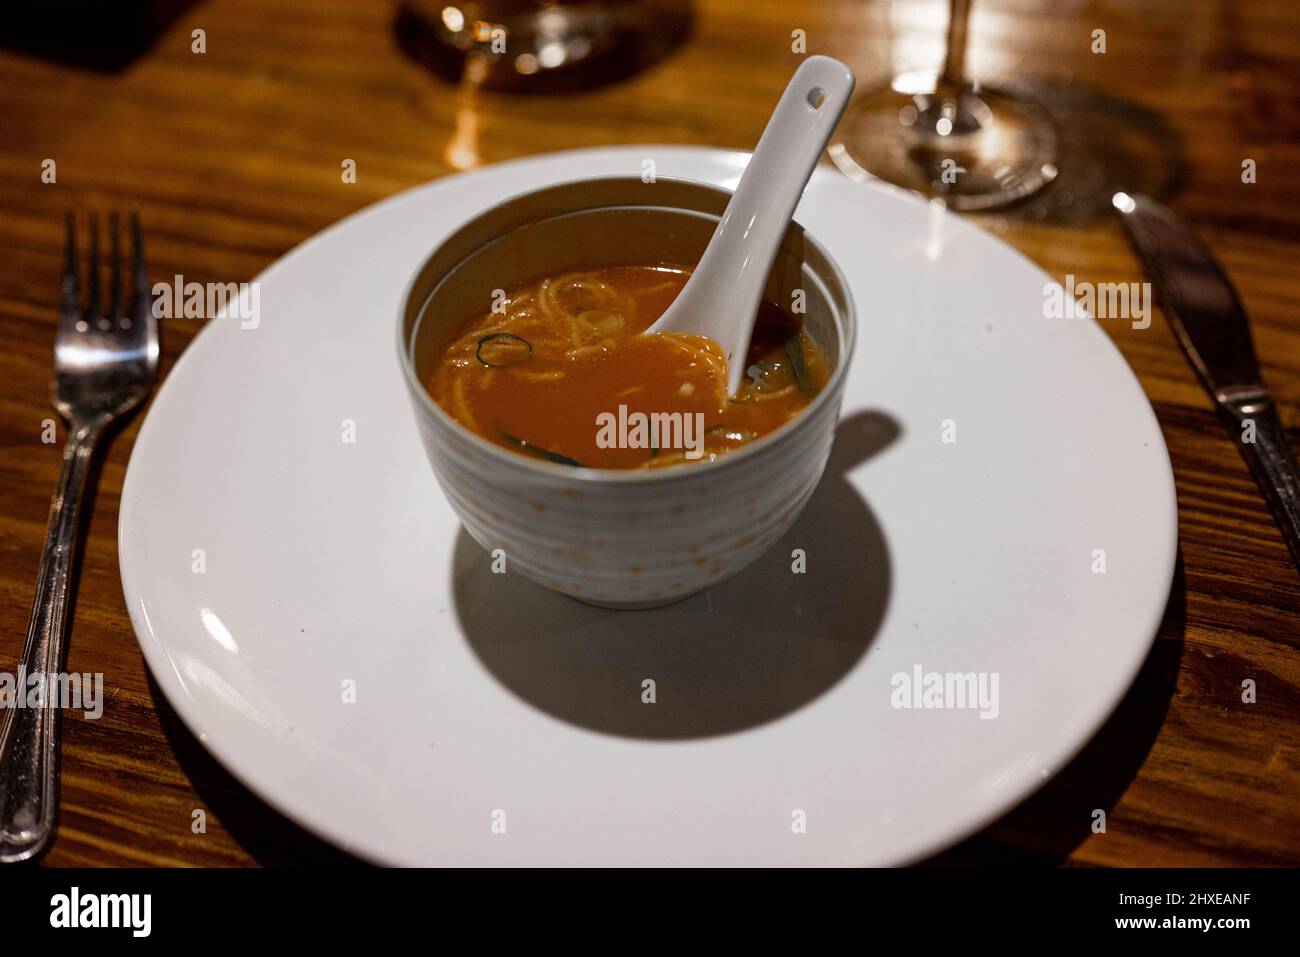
[0,1,199,73]
[454,410,899,740]
[921,551,1187,866]
[980,81,1189,228]
[147,673,362,867]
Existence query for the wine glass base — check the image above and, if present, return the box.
[828,71,1060,211]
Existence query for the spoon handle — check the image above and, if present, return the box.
[700,56,854,393]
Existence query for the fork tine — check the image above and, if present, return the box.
[131,212,150,322]
[109,211,122,324]
[60,212,79,320]
[86,211,100,321]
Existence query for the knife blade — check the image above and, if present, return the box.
[1116,192,1300,571]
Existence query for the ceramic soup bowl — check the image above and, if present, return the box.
[398,176,856,608]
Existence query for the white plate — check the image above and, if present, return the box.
[120,146,1177,865]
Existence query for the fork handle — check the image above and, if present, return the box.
[0,420,103,863]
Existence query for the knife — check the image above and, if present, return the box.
[1116,192,1300,571]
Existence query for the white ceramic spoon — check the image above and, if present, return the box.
[645,55,855,395]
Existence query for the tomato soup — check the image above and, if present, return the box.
[427,264,828,470]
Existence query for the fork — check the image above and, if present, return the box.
[0,212,158,863]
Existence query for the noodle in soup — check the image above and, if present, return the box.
[427,264,828,470]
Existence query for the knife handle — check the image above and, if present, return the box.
[1219,396,1300,569]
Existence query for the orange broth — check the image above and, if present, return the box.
[427,264,828,470]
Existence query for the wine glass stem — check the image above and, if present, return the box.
[939,0,971,91]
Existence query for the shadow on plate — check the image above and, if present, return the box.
[454,409,899,740]
[922,551,1187,865]
[139,410,895,863]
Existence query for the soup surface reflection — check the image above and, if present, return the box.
[427,264,828,470]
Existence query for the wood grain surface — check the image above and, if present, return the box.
[0,0,1296,866]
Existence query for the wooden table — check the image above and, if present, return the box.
[0,0,1296,866]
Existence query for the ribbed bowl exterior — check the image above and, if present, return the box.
[406,372,846,607]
